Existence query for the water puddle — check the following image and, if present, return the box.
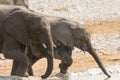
[0,63,120,80]
[54,63,120,80]
[54,73,120,80]
[0,73,119,80]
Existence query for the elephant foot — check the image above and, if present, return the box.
[27,68,34,76]
[41,74,49,79]
[28,73,34,76]
[59,56,73,74]
[59,63,68,74]
[15,72,29,77]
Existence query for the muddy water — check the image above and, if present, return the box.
[54,63,120,80]
[53,73,120,80]
[0,73,119,80]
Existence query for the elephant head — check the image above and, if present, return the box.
[3,8,54,78]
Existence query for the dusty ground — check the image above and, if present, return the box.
[84,19,120,34]
[0,19,120,77]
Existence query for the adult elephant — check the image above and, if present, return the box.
[25,18,110,77]
[0,5,54,78]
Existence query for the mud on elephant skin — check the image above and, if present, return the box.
[26,18,110,77]
[0,5,54,78]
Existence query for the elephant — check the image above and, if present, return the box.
[0,5,54,78]
[9,0,29,8]
[23,18,110,77]
[0,14,3,53]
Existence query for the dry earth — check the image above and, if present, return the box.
[0,19,120,77]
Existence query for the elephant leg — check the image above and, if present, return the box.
[59,47,73,74]
[27,54,42,76]
[27,46,45,76]
[3,35,29,77]
[0,38,2,53]
[3,49,29,77]
[27,47,34,76]
[11,60,19,75]
[27,47,52,78]
[27,57,33,76]
[11,45,28,76]
[57,45,73,74]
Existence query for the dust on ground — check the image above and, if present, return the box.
[0,0,9,4]
[0,19,120,77]
[84,19,120,34]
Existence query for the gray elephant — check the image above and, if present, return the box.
[0,15,3,53]
[0,5,54,78]
[25,18,110,77]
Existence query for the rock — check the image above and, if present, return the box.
[55,73,69,78]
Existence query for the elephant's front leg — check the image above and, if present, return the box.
[27,53,44,76]
[57,45,73,74]
[3,35,29,77]
[11,60,19,75]
[27,51,34,76]
[27,46,45,76]
[27,47,39,76]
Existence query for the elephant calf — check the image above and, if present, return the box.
[25,18,110,77]
[0,5,54,78]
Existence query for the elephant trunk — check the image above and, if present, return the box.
[41,45,54,79]
[41,52,53,79]
[86,40,110,77]
[41,27,54,79]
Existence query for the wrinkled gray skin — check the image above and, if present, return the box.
[26,18,110,77]
[10,0,29,8]
[0,14,3,53]
[0,5,54,78]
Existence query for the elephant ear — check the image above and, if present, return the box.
[4,10,28,45]
[52,21,74,49]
